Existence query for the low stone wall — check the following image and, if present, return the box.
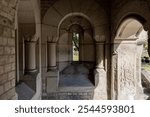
[43,92,94,100]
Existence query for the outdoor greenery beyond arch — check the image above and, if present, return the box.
[72,32,79,61]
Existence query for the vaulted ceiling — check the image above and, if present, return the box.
[41,0,111,18]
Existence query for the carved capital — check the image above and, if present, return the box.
[95,35,105,42]
[24,34,38,42]
[47,35,56,43]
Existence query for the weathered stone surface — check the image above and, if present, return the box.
[0,66,4,75]
[46,70,59,93]
[113,40,137,100]
[0,85,4,95]
[8,71,15,80]
[4,81,12,92]
[0,74,7,85]
[94,68,107,100]
[4,63,12,73]
[0,0,17,100]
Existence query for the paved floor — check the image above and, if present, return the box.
[59,63,94,87]
[16,82,35,100]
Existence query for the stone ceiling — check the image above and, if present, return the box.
[41,0,111,18]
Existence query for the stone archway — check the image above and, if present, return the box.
[111,16,148,100]
[56,15,95,88]
[41,0,109,99]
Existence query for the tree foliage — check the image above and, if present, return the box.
[72,32,79,51]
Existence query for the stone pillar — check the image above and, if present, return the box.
[148,38,150,57]
[46,38,59,94]
[112,39,137,100]
[79,32,84,62]
[135,43,144,99]
[111,48,118,100]
[25,41,37,73]
[94,42,107,99]
[47,42,56,70]
[68,32,73,62]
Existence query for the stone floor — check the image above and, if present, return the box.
[16,82,35,100]
[59,63,94,87]
[44,63,95,100]
[59,74,93,87]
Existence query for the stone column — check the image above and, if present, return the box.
[68,32,73,62]
[94,42,107,100]
[112,38,137,100]
[79,32,84,62]
[47,42,56,70]
[135,40,145,99]
[111,47,118,100]
[148,38,150,56]
[46,37,59,93]
[25,41,37,73]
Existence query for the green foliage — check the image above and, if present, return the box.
[73,32,79,51]
[142,63,150,71]
[144,42,148,49]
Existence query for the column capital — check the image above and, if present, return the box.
[47,35,57,43]
[23,34,38,42]
[95,35,106,42]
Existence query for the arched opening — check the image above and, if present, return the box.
[56,15,95,88]
[72,32,79,61]
[70,24,82,62]
[112,16,149,100]
[42,0,108,99]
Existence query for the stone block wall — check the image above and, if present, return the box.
[0,0,17,100]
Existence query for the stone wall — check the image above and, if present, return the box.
[43,92,94,100]
[0,0,17,100]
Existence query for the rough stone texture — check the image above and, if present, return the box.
[112,40,137,100]
[46,70,59,93]
[94,68,107,100]
[0,0,17,100]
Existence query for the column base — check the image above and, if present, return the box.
[94,68,107,99]
[25,69,38,74]
[48,66,57,71]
